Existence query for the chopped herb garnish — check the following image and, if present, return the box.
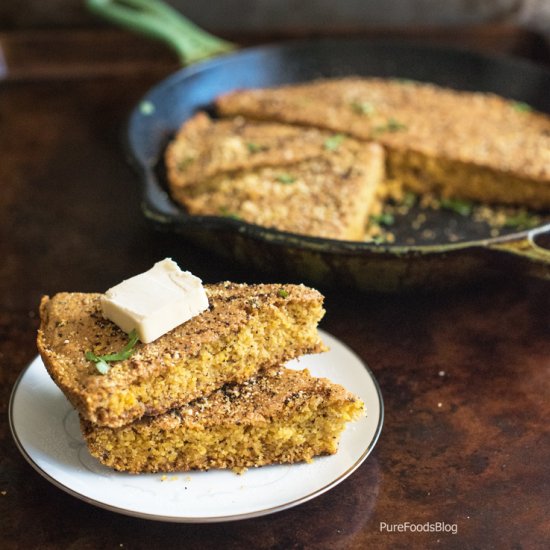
[95,359,111,375]
[370,235,386,245]
[370,212,395,226]
[324,134,346,151]
[512,101,533,113]
[395,78,416,85]
[277,289,289,298]
[85,329,139,375]
[350,101,375,116]
[373,118,407,135]
[387,118,407,132]
[246,142,267,153]
[139,100,155,115]
[440,198,473,217]
[503,210,540,229]
[219,207,241,220]
[402,191,417,208]
[177,156,195,170]
[276,173,296,184]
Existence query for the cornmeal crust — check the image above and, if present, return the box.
[37,282,326,428]
[216,77,550,209]
[81,367,364,473]
[165,113,342,188]
[166,114,385,240]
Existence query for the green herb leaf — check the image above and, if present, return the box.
[139,100,155,115]
[387,118,407,132]
[440,198,473,217]
[246,142,266,153]
[512,101,532,113]
[503,210,540,229]
[219,207,241,220]
[85,330,139,374]
[350,101,375,116]
[370,212,395,226]
[371,235,386,245]
[177,156,195,170]
[276,173,296,184]
[324,134,346,151]
[277,289,289,298]
[402,191,417,208]
[373,118,407,135]
[95,359,111,375]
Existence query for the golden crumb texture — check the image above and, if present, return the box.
[216,77,550,209]
[166,113,385,240]
[82,367,365,473]
[37,282,326,428]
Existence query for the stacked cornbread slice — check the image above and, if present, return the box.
[82,368,363,474]
[37,280,364,473]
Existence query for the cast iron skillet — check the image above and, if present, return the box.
[89,0,550,291]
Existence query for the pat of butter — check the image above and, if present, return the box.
[100,259,209,343]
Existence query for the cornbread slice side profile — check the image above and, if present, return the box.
[165,112,346,189]
[37,283,326,428]
[81,367,365,473]
[216,77,550,209]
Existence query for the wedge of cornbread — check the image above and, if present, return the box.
[166,113,385,240]
[37,282,326,428]
[165,112,345,189]
[177,151,384,240]
[216,77,550,209]
[81,367,364,473]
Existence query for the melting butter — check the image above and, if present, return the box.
[101,259,209,343]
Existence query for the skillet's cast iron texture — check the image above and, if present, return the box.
[127,39,550,291]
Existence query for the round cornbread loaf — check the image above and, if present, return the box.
[216,77,550,209]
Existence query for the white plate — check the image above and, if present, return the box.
[9,329,383,522]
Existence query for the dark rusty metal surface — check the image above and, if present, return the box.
[1,29,549,549]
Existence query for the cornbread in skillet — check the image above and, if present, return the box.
[81,367,364,473]
[37,282,326,428]
[166,112,347,188]
[216,77,550,209]
[167,114,385,240]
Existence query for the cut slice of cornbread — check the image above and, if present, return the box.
[165,112,343,189]
[166,114,385,240]
[37,282,326,428]
[176,150,384,240]
[216,77,550,209]
[81,367,364,473]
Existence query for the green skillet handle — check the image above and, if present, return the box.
[486,225,550,280]
[86,0,236,65]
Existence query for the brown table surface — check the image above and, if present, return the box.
[1,27,549,550]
